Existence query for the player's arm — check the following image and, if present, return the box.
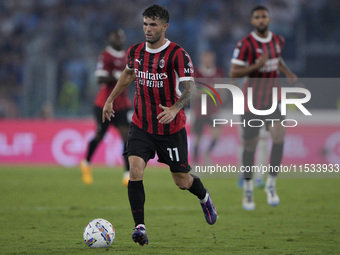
[157,80,196,124]
[97,70,123,84]
[279,57,297,84]
[102,68,135,122]
[97,75,118,84]
[229,54,268,78]
[95,54,121,85]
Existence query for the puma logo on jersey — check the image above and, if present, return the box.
[135,59,143,65]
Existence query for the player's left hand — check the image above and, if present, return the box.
[157,104,179,124]
[286,71,298,84]
[102,101,115,122]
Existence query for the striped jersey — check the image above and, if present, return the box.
[126,40,194,135]
[94,46,131,111]
[231,31,285,110]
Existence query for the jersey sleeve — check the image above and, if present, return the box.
[231,39,249,66]
[126,45,134,70]
[94,53,110,77]
[174,49,195,82]
[278,35,285,51]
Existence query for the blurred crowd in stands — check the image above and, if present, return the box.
[0,0,339,118]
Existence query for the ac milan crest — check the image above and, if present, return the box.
[159,59,165,68]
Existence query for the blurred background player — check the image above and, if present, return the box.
[192,50,225,165]
[80,29,132,186]
[229,5,297,210]
[254,128,269,187]
[232,75,267,189]
[236,80,268,190]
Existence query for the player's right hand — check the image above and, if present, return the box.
[157,104,178,124]
[257,54,268,67]
[102,101,115,122]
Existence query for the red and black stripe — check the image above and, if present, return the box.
[128,42,192,135]
[242,33,284,110]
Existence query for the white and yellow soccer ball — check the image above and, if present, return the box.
[83,218,115,248]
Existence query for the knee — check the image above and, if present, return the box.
[270,125,286,144]
[271,132,285,144]
[129,166,143,181]
[128,157,145,181]
[244,139,258,152]
[272,137,284,144]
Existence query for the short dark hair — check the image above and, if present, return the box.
[142,5,169,23]
[251,5,269,15]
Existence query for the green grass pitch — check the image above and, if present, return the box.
[0,166,339,254]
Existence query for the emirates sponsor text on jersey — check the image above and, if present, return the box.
[134,69,168,88]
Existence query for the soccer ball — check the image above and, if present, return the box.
[83,218,115,248]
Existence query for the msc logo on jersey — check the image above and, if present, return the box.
[184,68,194,74]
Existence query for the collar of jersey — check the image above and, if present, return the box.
[106,46,125,58]
[251,31,272,43]
[145,39,171,54]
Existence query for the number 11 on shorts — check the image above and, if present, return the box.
[167,147,179,161]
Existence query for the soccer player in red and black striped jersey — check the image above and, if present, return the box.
[80,30,132,186]
[102,5,217,246]
[229,5,297,211]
